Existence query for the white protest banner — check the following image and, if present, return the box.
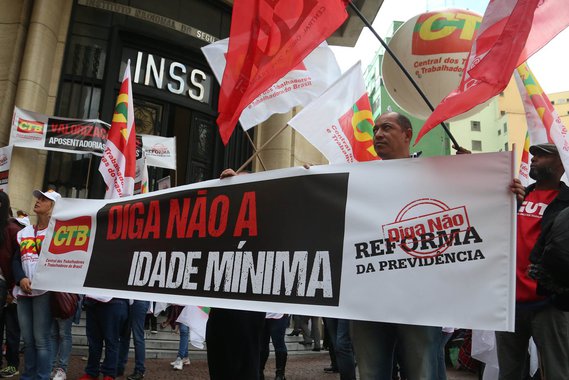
[140,134,177,170]
[202,39,341,130]
[10,107,176,170]
[134,138,149,195]
[11,107,108,155]
[0,145,13,192]
[288,62,378,163]
[34,151,516,331]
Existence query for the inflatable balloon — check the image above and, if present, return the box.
[382,9,489,120]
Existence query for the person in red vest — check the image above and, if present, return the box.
[497,143,569,379]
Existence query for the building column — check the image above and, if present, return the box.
[253,108,327,172]
[9,0,72,213]
[253,111,294,171]
[0,0,32,145]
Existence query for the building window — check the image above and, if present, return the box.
[505,142,508,151]
[372,99,381,115]
[471,121,481,132]
[45,34,107,198]
[498,129,501,136]
[500,110,506,116]
[499,92,504,96]
[472,140,482,151]
[503,123,508,133]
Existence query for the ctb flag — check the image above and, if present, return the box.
[416,0,569,143]
[515,63,569,179]
[99,61,137,199]
[288,62,379,164]
[217,0,348,144]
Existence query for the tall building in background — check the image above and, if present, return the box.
[549,91,569,125]
[448,98,509,155]
[498,78,527,168]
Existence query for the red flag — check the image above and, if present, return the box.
[415,0,569,143]
[217,0,348,144]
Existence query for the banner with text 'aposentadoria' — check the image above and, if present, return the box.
[33,151,516,331]
[10,107,176,169]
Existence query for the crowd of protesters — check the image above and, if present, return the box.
[0,111,567,380]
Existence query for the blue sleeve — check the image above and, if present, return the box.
[11,247,26,286]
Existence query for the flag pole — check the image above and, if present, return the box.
[244,130,268,171]
[347,1,462,151]
[236,123,289,173]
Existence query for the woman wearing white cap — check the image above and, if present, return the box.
[12,189,61,380]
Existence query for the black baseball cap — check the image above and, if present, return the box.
[529,143,558,155]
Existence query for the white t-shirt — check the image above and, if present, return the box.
[14,225,47,297]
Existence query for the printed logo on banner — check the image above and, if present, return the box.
[338,94,378,162]
[147,143,171,157]
[382,199,472,258]
[0,171,8,186]
[354,198,484,274]
[412,11,482,55]
[84,174,349,306]
[17,119,44,140]
[49,216,92,255]
[0,154,7,167]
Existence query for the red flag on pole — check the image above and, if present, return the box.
[216,0,349,145]
[415,0,569,144]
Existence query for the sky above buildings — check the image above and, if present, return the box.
[332,0,569,94]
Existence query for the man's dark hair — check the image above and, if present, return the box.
[395,113,412,132]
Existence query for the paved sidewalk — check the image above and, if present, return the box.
[64,352,479,379]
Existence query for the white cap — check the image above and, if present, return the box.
[32,189,61,202]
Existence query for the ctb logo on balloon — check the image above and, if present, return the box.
[382,9,489,120]
[412,10,481,55]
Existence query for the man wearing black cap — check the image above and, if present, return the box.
[497,143,569,379]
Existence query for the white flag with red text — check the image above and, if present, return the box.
[288,62,379,164]
[98,62,137,199]
[202,39,341,131]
